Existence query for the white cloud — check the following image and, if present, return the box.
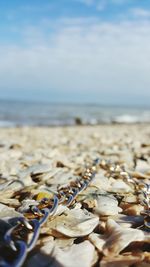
[0,14,150,103]
[131,7,150,18]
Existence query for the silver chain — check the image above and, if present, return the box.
[100,160,150,229]
[0,159,99,267]
[0,158,150,266]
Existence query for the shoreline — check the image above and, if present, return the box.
[0,121,150,129]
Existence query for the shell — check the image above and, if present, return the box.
[26,240,96,267]
[0,203,22,219]
[90,219,150,256]
[45,205,99,237]
[100,253,145,267]
[109,179,133,193]
[90,171,110,191]
[135,160,150,175]
[93,195,122,216]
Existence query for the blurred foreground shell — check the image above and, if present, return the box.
[0,203,22,219]
[89,219,150,256]
[25,240,96,267]
[45,205,99,237]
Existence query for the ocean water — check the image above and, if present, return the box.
[0,100,150,127]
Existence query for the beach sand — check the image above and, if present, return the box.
[0,124,150,174]
[0,124,150,266]
[0,124,150,163]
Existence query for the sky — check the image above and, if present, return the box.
[0,0,150,105]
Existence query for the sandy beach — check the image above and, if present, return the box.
[0,124,150,174]
[0,124,150,266]
[1,124,150,164]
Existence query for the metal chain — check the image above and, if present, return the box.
[100,160,150,230]
[0,159,99,267]
[0,158,150,266]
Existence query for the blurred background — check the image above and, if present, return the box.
[0,0,150,126]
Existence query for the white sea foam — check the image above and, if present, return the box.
[113,115,139,123]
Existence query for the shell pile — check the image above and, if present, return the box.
[0,124,150,267]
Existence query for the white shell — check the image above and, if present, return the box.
[47,205,99,237]
[26,240,96,267]
[90,219,150,256]
[94,195,122,216]
[0,203,22,219]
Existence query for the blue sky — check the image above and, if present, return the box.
[0,0,150,105]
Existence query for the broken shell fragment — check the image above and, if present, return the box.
[103,219,150,256]
[0,203,22,219]
[46,205,99,237]
[93,195,122,216]
[109,179,133,193]
[26,240,96,267]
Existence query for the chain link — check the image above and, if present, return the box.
[0,158,99,267]
[1,158,150,266]
[100,159,150,230]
